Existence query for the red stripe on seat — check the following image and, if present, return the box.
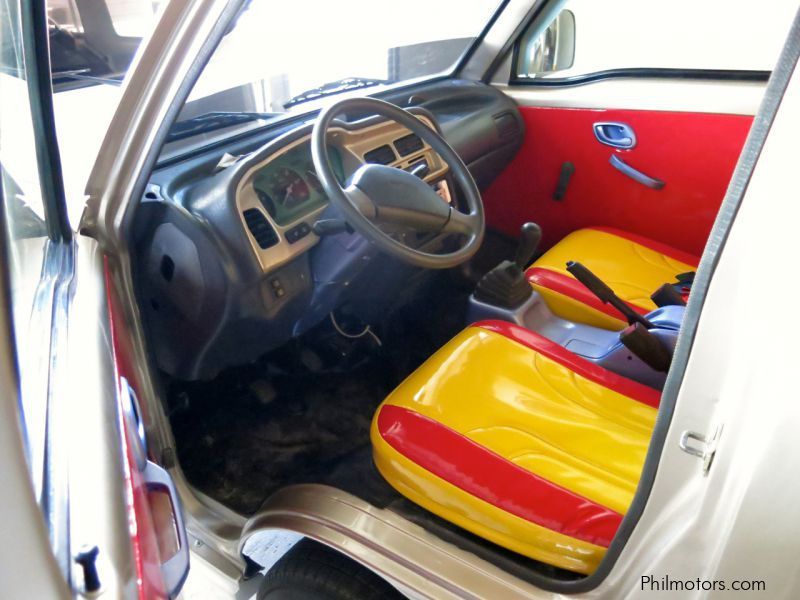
[475,320,661,408]
[378,404,623,548]
[526,267,650,319]
[586,227,701,267]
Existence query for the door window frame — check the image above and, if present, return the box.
[19,0,72,241]
[501,0,773,87]
[0,0,76,585]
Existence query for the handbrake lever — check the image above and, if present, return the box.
[619,322,672,372]
[566,261,655,329]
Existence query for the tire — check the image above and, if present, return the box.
[257,539,406,600]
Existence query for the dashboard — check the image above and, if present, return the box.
[135,79,525,380]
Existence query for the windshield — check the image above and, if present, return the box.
[171,0,500,143]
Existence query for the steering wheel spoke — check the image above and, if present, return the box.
[343,183,377,220]
[443,208,480,236]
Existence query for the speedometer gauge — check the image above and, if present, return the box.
[305,167,324,194]
[269,167,310,209]
[251,141,341,226]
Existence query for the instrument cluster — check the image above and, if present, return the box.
[252,141,344,226]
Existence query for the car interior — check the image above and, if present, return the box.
[126,13,754,586]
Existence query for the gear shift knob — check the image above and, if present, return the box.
[514,222,542,269]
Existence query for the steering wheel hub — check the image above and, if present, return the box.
[311,97,485,268]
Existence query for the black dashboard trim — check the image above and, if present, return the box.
[137,80,523,380]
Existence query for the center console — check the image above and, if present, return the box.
[467,223,684,390]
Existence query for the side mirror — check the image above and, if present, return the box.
[516,10,576,78]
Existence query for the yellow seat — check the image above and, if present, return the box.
[371,321,660,574]
[527,227,700,329]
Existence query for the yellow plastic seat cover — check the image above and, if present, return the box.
[527,227,700,329]
[371,320,660,575]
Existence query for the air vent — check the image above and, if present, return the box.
[493,111,521,141]
[243,209,279,249]
[364,144,396,165]
[394,133,424,157]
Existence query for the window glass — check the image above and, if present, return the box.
[46,0,163,228]
[516,0,796,79]
[107,0,164,38]
[46,0,83,33]
[168,0,501,146]
[0,0,53,504]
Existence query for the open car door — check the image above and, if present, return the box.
[0,0,189,597]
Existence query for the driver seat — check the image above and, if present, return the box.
[371,320,659,574]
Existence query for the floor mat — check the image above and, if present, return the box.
[169,271,479,515]
[170,364,394,515]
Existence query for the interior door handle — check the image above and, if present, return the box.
[609,155,665,190]
[594,122,636,149]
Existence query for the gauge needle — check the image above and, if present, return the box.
[284,181,297,203]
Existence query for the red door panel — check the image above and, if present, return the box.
[482,106,752,256]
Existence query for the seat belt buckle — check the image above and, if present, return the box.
[651,283,687,307]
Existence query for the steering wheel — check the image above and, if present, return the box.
[311,97,485,269]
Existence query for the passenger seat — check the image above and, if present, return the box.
[527,227,699,329]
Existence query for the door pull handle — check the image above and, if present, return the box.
[609,155,665,190]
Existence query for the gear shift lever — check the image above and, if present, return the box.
[473,223,542,308]
[514,222,542,269]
